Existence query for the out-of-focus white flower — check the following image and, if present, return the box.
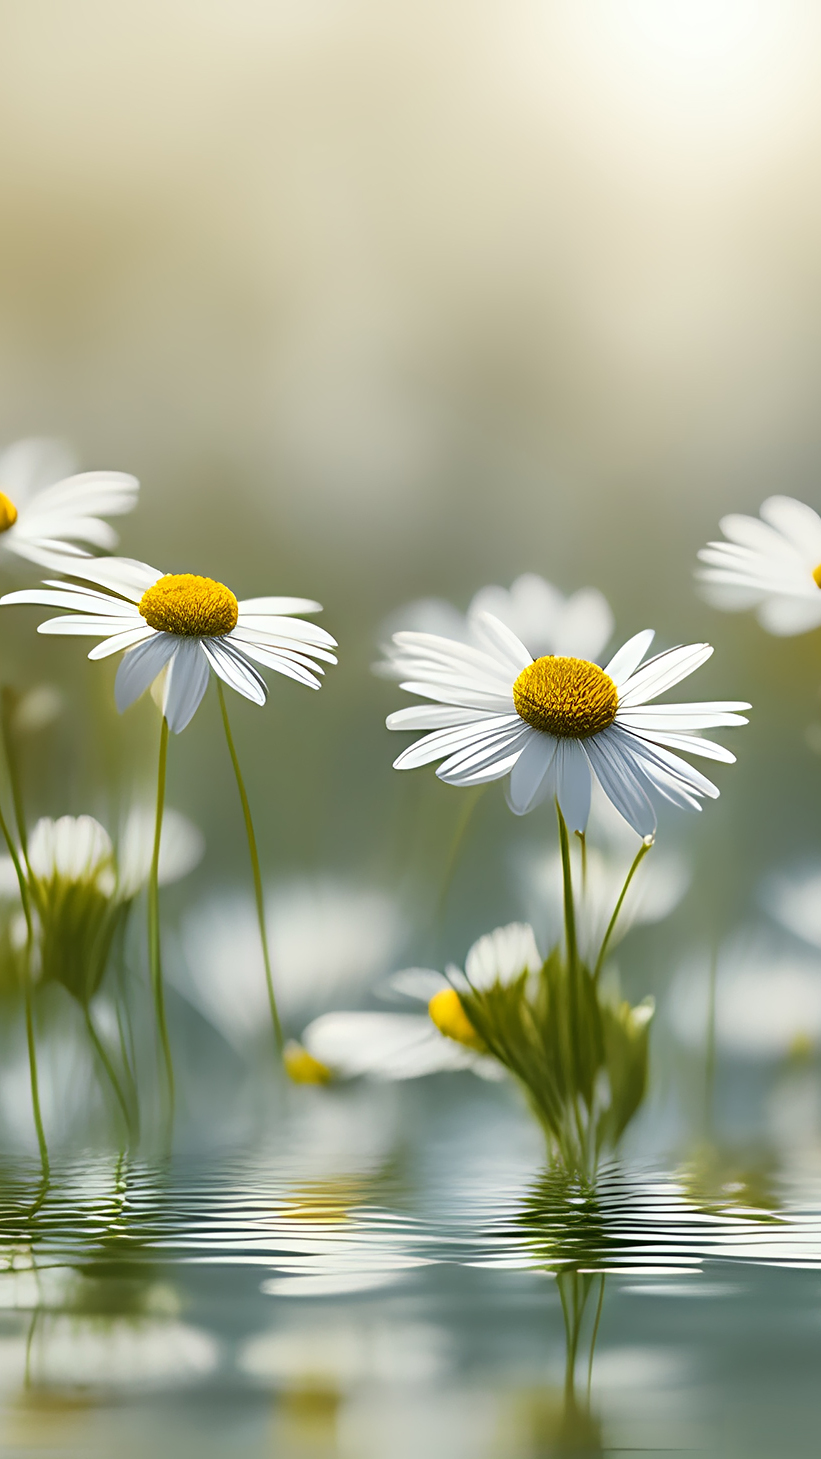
[1,556,337,733]
[295,923,539,1083]
[29,1317,217,1389]
[8,684,63,734]
[379,573,614,667]
[668,930,821,1057]
[385,613,749,836]
[697,495,821,636]
[0,436,138,572]
[0,809,203,905]
[763,865,821,951]
[116,807,205,899]
[176,879,406,1051]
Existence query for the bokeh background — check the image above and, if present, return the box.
[2,0,821,1145]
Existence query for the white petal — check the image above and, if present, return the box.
[583,731,657,837]
[21,470,139,520]
[759,495,821,559]
[603,630,655,686]
[0,437,77,501]
[387,705,498,731]
[117,805,204,897]
[383,969,451,1003]
[507,732,557,815]
[230,637,324,689]
[201,639,267,707]
[757,594,821,636]
[163,640,212,733]
[614,728,718,803]
[618,643,713,707]
[61,557,162,602]
[88,625,157,658]
[303,1012,480,1080]
[617,703,749,730]
[438,742,527,787]
[554,738,592,833]
[115,635,178,714]
[392,716,515,771]
[231,624,336,661]
[36,615,144,639]
[0,586,137,615]
[436,723,530,781]
[468,611,533,674]
[398,681,515,712]
[625,727,737,763]
[237,597,323,616]
[465,922,541,988]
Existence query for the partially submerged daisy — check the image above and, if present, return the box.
[378,573,614,666]
[0,436,138,572]
[0,555,337,733]
[385,613,749,835]
[697,495,821,636]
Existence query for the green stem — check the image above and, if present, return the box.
[84,1006,132,1138]
[1,688,27,860]
[433,785,485,931]
[592,836,653,984]
[24,981,48,1181]
[148,716,174,1112]
[216,682,283,1055]
[557,805,579,977]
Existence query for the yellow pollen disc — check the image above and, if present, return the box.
[813,564,821,589]
[138,573,238,637]
[283,1042,333,1085]
[0,492,19,533]
[428,988,485,1051]
[512,656,619,739]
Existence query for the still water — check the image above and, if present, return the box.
[0,1081,818,1459]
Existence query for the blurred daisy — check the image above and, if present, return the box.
[668,931,821,1059]
[763,864,821,952]
[0,555,337,732]
[290,924,539,1084]
[386,612,749,836]
[174,878,406,1053]
[697,495,821,636]
[0,436,138,572]
[379,573,614,666]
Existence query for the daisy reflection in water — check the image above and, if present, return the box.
[1,555,337,1099]
[384,613,749,836]
[0,437,138,573]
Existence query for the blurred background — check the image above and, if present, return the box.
[1,0,821,1144]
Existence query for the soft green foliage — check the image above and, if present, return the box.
[29,874,128,1008]
[461,950,653,1175]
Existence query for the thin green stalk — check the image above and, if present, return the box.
[148,716,174,1111]
[217,682,283,1055]
[24,980,48,1181]
[556,805,579,976]
[592,836,653,984]
[84,1006,132,1138]
[587,1274,606,1401]
[1,688,27,860]
[433,785,485,931]
[0,796,48,1180]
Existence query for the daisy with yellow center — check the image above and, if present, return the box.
[385,612,749,835]
[0,436,138,572]
[697,494,821,636]
[0,555,337,1094]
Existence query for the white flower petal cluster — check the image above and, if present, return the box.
[697,495,821,636]
[0,437,138,571]
[379,573,614,665]
[0,809,202,905]
[0,556,337,733]
[386,612,749,836]
[299,923,540,1083]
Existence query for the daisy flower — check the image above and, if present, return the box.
[0,555,337,733]
[0,436,138,572]
[386,612,750,836]
[289,923,539,1084]
[696,495,821,636]
[378,573,613,669]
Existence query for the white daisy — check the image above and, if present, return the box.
[291,923,540,1084]
[386,612,750,837]
[697,495,821,636]
[0,556,337,732]
[0,436,138,572]
[378,573,613,670]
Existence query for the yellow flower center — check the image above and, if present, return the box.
[428,988,485,1051]
[512,656,619,739]
[283,1041,333,1085]
[138,573,238,637]
[813,564,821,589]
[0,492,19,533]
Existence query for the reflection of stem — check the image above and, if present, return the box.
[1,688,27,860]
[593,837,653,984]
[23,1305,39,1390]
[84,1006,131,1138]
[148,717,174,1113]
[705,945,718,1134]
[587,1274,606,1401]
[217,682,283,1056]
